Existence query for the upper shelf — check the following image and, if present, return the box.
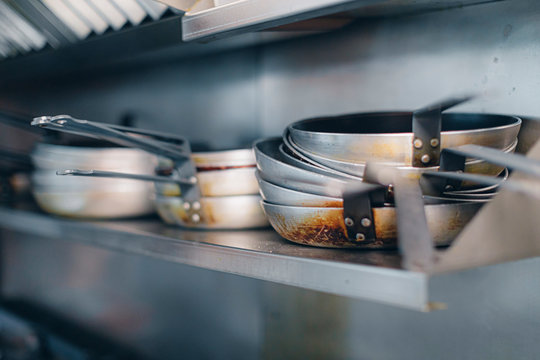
[181,0,503,41]
[0,0,504,71]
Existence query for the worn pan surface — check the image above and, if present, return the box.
[155,167,259,197]
[289,112,521,165]
[154,195,268,229]
[255,137,501,198]
[261,200,482,249]
[158,148,255,170]
[254,137,356,198]
[257,174,494,208]
[33,185,155,219]
[287,131,517,179]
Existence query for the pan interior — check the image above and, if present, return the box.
[291,112,518,134]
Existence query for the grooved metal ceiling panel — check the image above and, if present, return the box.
[0,0,170,60]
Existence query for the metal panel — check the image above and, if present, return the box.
[181,0,503,41]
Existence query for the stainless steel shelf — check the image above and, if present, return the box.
[181,0,503,41]
[0,206,434,311]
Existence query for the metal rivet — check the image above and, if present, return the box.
[183,202,191,210]
[192,201,201,210]
[344,217,354,227]
[191,214,200,223]
[360,217,372,227]
[413,138,423,149]
[430,138,439,147]
[356,233,366,242]
[421,154,431,164]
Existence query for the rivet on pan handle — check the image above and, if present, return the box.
[412,95,474,168]
[342,183,385,244]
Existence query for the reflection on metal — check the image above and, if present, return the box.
[181,0,505,41]
[0,206,431,310]
[0,0,172,59]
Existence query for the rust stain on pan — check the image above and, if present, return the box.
[264,203,482,249]
[268,209,396,249]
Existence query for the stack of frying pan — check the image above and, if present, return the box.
[32,115,268,229]
[255,97,522,248]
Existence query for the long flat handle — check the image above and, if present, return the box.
[32,115,191,162]
[423,171,537,197]
[443,144,540,178]
[414,95,475,115]
[57,169,196,185]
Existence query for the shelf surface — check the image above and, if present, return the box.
[182,0,503,41]
[0,205,433,311]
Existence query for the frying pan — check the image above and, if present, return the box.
[285,130,518,179]
[256,173,495,208]
[289,112,521,167]
[261,201,482,249]
[0,111,158,217]
[254,137,353,198]
[153,195,268,229]
[32,184,155,219]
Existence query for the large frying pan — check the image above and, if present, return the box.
[261,201,482,249]
[288,107,521,168]
[285,130,517,179]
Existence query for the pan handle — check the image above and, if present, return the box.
[31,115,192,163]
[422,171,539,198]
[441,144,540,176]
[57,169,197,185]
[412,95,474,168]
[424,144,540,193]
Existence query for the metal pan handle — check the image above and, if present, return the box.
[31,115,191,162]
[412,95,474,168]
[441,144,540,177]
[422,171,538,198]
[57,169,197,185]
[424,144,540,193]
